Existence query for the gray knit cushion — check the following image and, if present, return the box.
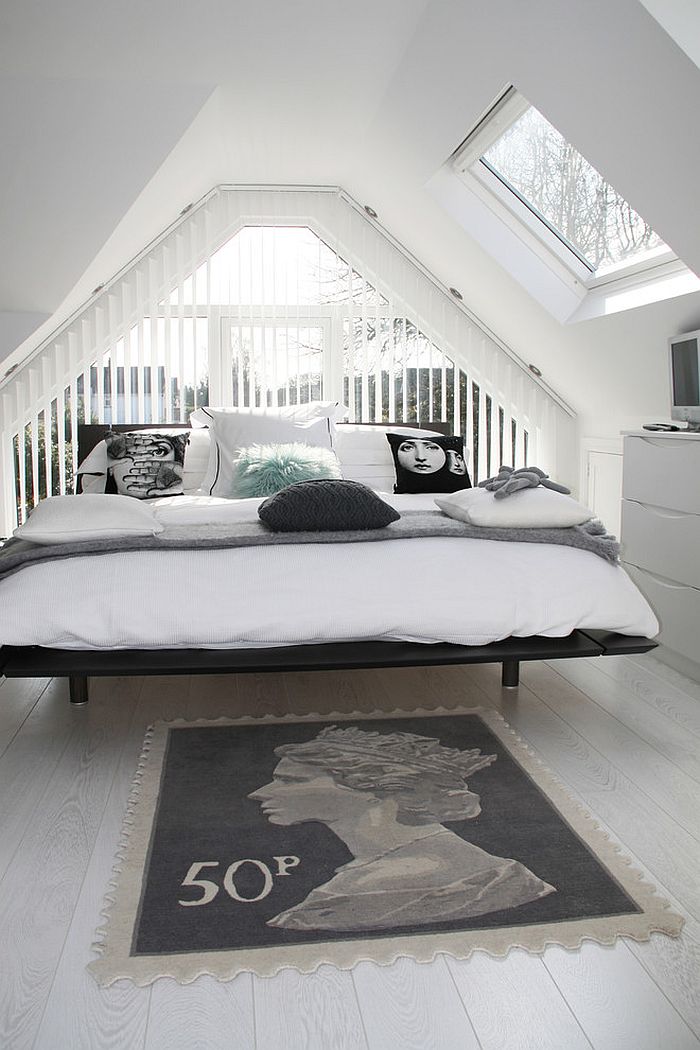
[258,479,401,532]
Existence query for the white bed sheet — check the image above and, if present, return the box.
[0,493,658,650]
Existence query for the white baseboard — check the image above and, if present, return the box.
[649,643,700,685]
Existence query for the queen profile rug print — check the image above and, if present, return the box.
[88,707,683,985]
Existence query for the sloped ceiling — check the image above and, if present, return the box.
[2,0,700,437]
[0,76,213,313]
[638,0,700,68]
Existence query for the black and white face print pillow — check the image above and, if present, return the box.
[386,433,472,494]
[105,431,189,499]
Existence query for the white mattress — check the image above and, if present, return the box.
[0,493,659,650]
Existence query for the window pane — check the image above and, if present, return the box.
[481,106,667,274]
[168,226,388,307]
[230,324,323,408]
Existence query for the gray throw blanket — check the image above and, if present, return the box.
[0,511,619,583]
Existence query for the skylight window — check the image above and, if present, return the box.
[442,87,696,317]
[480,105,668,277]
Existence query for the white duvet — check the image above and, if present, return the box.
[0,493,658,650]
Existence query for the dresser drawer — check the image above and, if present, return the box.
[625,565,700,661]
[621,499,700,589]
[623,436,700,514]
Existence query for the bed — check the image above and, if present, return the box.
[0,419,658,703]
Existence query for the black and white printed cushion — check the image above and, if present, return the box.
[258,479,401,532]
[105,430,189,499]
[386,433,472,494]
[77,428,207,495]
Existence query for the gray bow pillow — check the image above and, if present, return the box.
[478,465,570,499]
[258,479,400,532]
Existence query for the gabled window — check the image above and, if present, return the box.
[434,87,699,321]
[1,188,574,533]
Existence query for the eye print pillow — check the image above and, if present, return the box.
[105,431,190,499]
[386,433,472,494]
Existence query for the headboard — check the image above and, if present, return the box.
[338,421,451,435]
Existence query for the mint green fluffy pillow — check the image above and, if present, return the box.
[232,442,342,498]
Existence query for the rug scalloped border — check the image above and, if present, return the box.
[88,705,684,986]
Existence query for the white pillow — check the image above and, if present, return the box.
[334,424,449,492]
[191,406,337,497]
[181,428,210,492]
[14,494,163,545]
[435,486,594,528]
[76,440,109,493]
[189,401,341,429]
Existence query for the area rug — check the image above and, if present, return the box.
[88,707,683,985]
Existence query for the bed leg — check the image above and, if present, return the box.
[501,660,520,689]
[69,676,89,705]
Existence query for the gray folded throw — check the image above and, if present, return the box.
[0,510,620,583]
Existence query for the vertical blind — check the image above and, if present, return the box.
[0,186,575,535]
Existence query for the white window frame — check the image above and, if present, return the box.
[439,86,699,322]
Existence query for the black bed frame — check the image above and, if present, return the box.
[0,421,656,703]
[0,631,657,705]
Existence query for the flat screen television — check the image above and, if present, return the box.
[669,329,700,430]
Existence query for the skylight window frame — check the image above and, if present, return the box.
[468,156,593,284]
[451,87,678,293]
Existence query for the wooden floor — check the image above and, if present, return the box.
[1,652,699,1050]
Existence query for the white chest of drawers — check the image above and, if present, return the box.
[621,432,700,676]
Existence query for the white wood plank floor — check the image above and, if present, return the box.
[1,653,699,1050]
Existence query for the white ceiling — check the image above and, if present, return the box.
[638,0,700,69]
[2,0,700,437]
